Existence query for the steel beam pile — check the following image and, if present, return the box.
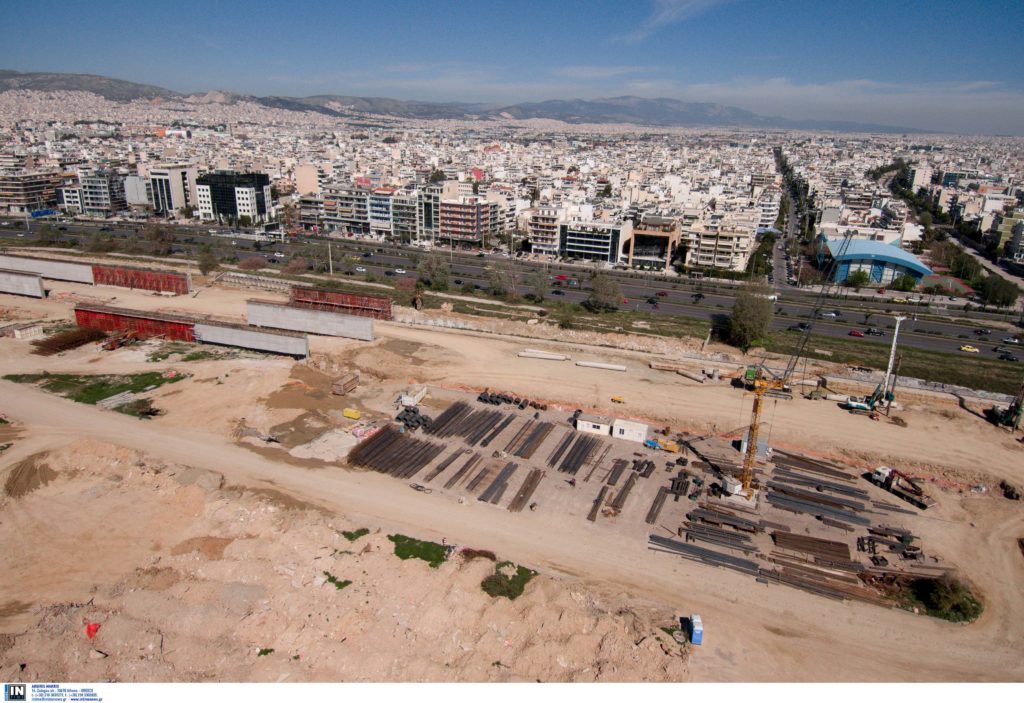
[649,535,761,576]
[683,522,757,553]
[557,435,602,475]
[513,422,554,459]
[771,468,869,499]
[426,402,507,447]
[606,459,628,486]
[425,449,467,482]
[508,469,545,512]
[772,532,851,561]
[478,462,519,504]
[479,415,515,447]
[688,507,762,533]
[584,444,612,482]
[588,486,610,522]
[348,426,445,478]
[547,430,575,467]
[466,464,495,493]
[444,453,482,489]
[609,473,638,510]
[773,451,855,482]
[765,483,871,526]
[645,487,669,525]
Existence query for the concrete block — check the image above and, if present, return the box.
[0,269,46,298]
[246,301,374,341]
[0,254,94,284]
[194,322,309,357]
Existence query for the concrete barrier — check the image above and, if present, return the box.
[0,254,94,284]
[194,322,308,357]
[0,269,45,298]
[246,300,374,341]
[576,361,627,372]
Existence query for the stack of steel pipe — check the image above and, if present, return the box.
[587,486,610,522]
[559,435,602,475]
[766,491,871,526]
[649,535,760,576]
[547,430,576,467]
[772,532,851,561]
[606,459,628,486]
[687,507,762,533]
[508,469,545,512]
[584,444,612,482]
[444,453,482,490]
[479,414,515,448]
[514,422,554,459]
[504,419,535,454]
[466,464,494,493]
[478,462,519,504]
[425,449,467,482]
[348,426,445,478]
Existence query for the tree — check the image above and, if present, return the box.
[584,272,621,313]
[525,268,549,302]
[238,256,265,271]
[728,284,774,351]
[428,169,446,183]
[142,222,174,257]
[283,256,309,274]
[844,270,872,290]
[36,224,58,245]
[417,253,450,291]
[487,268,511,297]
[892,274,917,292]
[178,205,196,219]
[976,275,1020,308]
[601,183,612,197]
[84,232,117,253]
[197,245,220,276]
[237,215,252,228]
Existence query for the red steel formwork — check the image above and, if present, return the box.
[289,286,393,320]
[91,265,192,295]
[74,305,196,342]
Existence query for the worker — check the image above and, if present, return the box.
[568,478,577,488]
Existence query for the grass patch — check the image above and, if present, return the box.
[182,350,219,362]
[322,571,352,590]
[341,527,370,542]
[904,575,984,623]
[387,534,448,568]
[3,371,186,405]
[148,343,190,362]
[481,561,537,600]
[763,330,1021,395]
[257,648,274,657]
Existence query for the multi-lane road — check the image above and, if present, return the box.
[2,220,1022,361]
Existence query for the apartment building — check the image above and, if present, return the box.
[438,196,500,247]
[683,211,754,272]
[527,205,564,255]
[79,170,127,217]
[0,169,62,213]
[196,171,272,224]
[391,193,419,243]
[322,185,370,236]
[558,220,633,264]
[368,189,394,239]
[149,164,198,215]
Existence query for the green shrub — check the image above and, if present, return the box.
[387,534,448,568]
[322,571,352,590]
[909,575,983,622]
[341,527,370,542]
[481,561,536,600]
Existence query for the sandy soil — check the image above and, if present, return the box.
[1,280,1024,682]
[0,440,687,682]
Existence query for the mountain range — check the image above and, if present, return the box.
[0,69,923,133]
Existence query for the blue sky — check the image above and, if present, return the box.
[3,0,1024,133]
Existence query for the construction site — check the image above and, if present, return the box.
[0,248,1023,683]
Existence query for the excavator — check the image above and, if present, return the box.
[843,383,886,415]
[985,378,1023,432]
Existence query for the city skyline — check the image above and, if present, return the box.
[1,0,1023,135]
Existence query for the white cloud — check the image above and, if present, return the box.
[551,65,653,80]
[618,0,736,43]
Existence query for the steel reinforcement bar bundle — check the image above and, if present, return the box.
[508,469,545,512]
[557,435,603,475]
[478,462,519,504]
[426,402,508,447]
[349,426,445,478]
[648,535,760,576]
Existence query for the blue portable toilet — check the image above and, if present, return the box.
[690,614,703,646]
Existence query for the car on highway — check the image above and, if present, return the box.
[355,266,366,272]
[787,322,811,332]
[384,270,396,277]
[819,311,838,318]
[959,345,980,353]
[848,329,865,337]
[1003,337,1020,345]
[974,328,992,335]
[892,297,908,304]
[394,268,406,274]
[550,289,565,296]
[999,353,1019,362]
[647,297,658,305]
[273,252,285,258]
[866,328,885,336]
[453,279,463,285]
[656,290,668,297]
[362,252,372,258]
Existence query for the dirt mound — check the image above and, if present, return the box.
[4,454,58,498]
[171,537,235,560]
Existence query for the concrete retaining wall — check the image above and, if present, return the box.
[0,254,95,284]
[194,322,309,357]
[246,300,374,341]
[0,269,46,298]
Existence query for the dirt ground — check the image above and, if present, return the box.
[1,278,1024,683]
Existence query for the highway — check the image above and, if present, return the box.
[1,219,1022,361]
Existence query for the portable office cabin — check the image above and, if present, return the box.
[575,413,612,436]
[612,418,648,444]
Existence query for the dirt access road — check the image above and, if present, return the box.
[3,381,1022,682]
